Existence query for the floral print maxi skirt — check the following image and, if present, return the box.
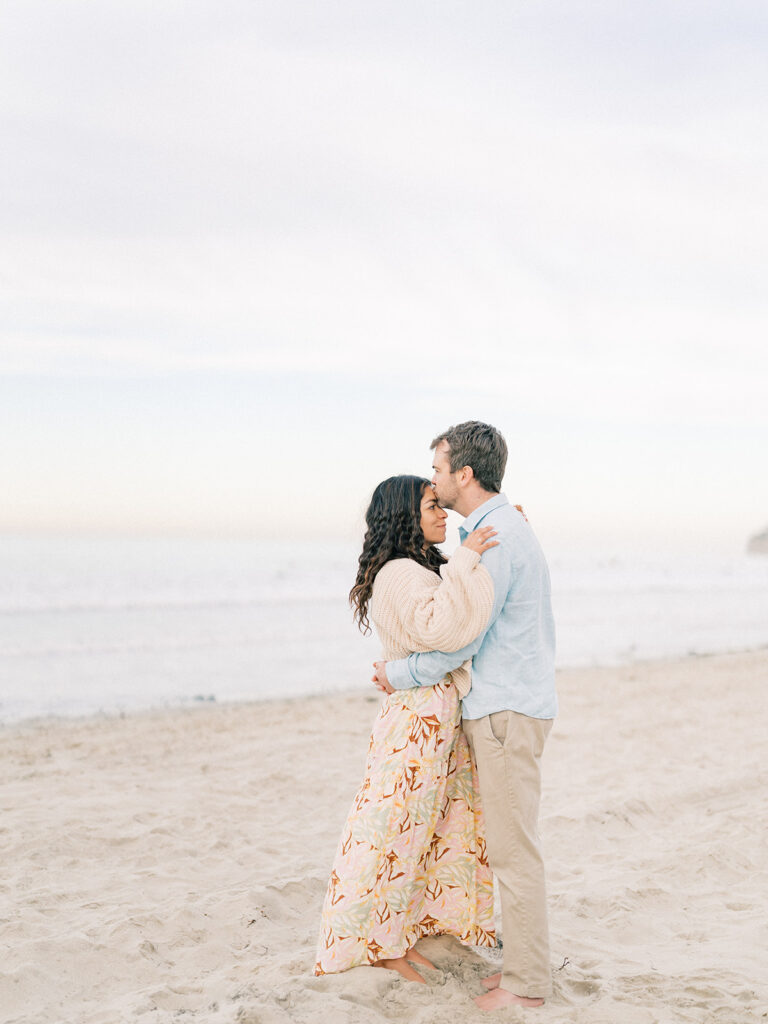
[314,681,496,975]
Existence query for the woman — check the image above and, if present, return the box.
[314,475,498,983]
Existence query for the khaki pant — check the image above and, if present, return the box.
[463,710,553,999]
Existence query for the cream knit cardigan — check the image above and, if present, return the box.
[369,545,494,699]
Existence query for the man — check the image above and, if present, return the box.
[373,420,557,1010]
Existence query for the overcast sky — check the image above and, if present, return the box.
[1,1,767,552]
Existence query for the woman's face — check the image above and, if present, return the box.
[420,486,448,546]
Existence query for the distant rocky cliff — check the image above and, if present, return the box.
[747,527,768,554]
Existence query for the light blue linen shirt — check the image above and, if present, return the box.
[386,493,557,720]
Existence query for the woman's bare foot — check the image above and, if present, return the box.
[475,987,544,1010]
[481,971,502,990]
[405,947,437,971]
[373,957,427,983]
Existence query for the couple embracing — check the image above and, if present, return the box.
[315,420,557,1010]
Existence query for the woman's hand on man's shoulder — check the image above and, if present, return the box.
[461,526,499,555]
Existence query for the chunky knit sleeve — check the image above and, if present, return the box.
[371,546,494,655]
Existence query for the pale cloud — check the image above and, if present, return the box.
[1,1,767,544]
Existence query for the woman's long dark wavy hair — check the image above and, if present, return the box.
[350,475,447,634]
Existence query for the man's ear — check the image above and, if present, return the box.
[459,465,475,487]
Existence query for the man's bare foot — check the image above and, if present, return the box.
[405,947,437,971]
[373,957,427,983]
[481,971,502,990]
[475,987,544,1010]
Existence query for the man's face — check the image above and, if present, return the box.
[431,442,461,509]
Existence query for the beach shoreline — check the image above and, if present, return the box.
[3,643,767,734]
[2,650,766,1023]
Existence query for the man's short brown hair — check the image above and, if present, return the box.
[431,420,508,492]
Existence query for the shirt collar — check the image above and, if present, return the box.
[460,492,509,535]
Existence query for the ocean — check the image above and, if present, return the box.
[2,535,767,724]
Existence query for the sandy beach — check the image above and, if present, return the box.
[1,650,766,1024]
